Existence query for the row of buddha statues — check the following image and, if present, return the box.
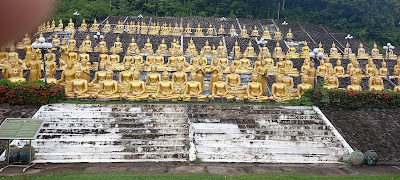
[37,18,293,39]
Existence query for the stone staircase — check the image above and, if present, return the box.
[189,105,352,163]
[3,104,352,163]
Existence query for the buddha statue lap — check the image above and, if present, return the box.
[296,75,313,99]
[271,75,291,102]
[347,75,363,91]
[95,71,120,100]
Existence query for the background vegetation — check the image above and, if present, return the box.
[52,0,400,48]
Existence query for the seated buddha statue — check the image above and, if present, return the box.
[2,62,25,83]
[301,58,311,75]
[176,51,189,68]
[283,58,298,76]
[371,42,383,59]
[158,38,169,54]
[173,41,183,55]
[379,60,388,77]
[194,24,204,36]
[393,79,400,92]
[206,24,214,36]
[182,72,207,101]
[150,22,160,35]
[226,25,235,37]
[183,23,192,35]
[77,48,90,67]
[78,19,88,32]
[68,49,78,63]
[94,38,108,53]
[167,51,177,70]
[261,44,271,58]
[276,57,285,71]
[145,65,161,93]
[273,27,282,40]
[134,21,141,34]
[343,42,356,59]
[208,73,234,100]
[51,20,56,31]
[317,59,328,77]
[323,70,339,89]
[365,58,377,77]
[245,73,270,102]
[217,40,225,55]
[111,36,123,53]
[155,71,180,101]
[124,70,149,101]
[122,51,134,65]
[324,57,333,70]
[68,34,77,52]
[171,23,182,36]
[240,25,249,38]
[286,42,299,59]
[98,48,110,65]
[144,49,156,70]
[300,41,310,58]
[296,75,313,99]
[16,33,31,49]
[388,48,397,60]
[226,66,245,91]
[185,38,197,55]
[172,65,188,90]
[89,19,100,32]
[244,41,257,58]
[218,52,229,71]
[52,33,60,50]
[369,70,384,91]
[202,40,212,56]
[285,28,293,40]
[349,61,363,79]
[262,26,272,40]
[140,21,148,34]
[113,20,125,34]
[109,48,122,70]
[271,75,291,102]
[347,75,363,91]
[132,49,144,70]
[119,62,134,88]
[229,40,242,57]
[54,19,63,32]
[346,57,356,74]
[251,26,259,37]
[393,58,400,77]
[95,71,120,100]
[218,24,225,35]
[329,42,342,59]
[127,37,138,55]
[126,21,136,34]
[264,53,275,69]
[102,20,111,33]
[357,43,369,59]
[317,42,325,54]
[89,62,108,90]
[333,59,346,77]
[273,41,284,59]
[66,70,91,99]
[281,70,295,91]
[79,35,93,52]
[64,18,75,32]
[159,23,169,35]
[58,62,75,86]
[141,38,153,54]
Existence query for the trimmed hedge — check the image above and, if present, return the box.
[0,80,66,106]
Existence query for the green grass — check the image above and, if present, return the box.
[0,172,399,180]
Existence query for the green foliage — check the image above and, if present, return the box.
[0,80,66,106]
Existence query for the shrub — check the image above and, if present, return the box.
[0,80,66,106]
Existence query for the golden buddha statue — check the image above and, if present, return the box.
[343,42,355,59]
[324,57,333,70]
[194,58,207,91]
[51,20,56,31]
[276,57,285,70]
[286,42,299,59]
[58,62,75,86]
[155,71,180,101]
[185,38,197,55]
[296,75,313,99]
[144,49,156,70]
[113,20,125,34]
[132,49,143,70]
[357,43,369,59]
[300,41,310,58]
[159,23,169,35]
[281,70,295,91]
[98,48,110,66]
[194,24,204,36]
[182,72,206,101]
[16,33,31,49]
[262,26,272,40]
[388,47,397,60]
[7,45,21,63]
[349,60,363,79]
[78,19,88,32]
[119,62,134,85]
[172,65,188,90]
[59,39,69,66]
[286,28,293,40]
[89,19,100,32]
[369,70,384,91]
[94,38,108,53]
[208,73,234,100]
[379,60,388,77]
[226,66,245,91]
[46,21,53,32]
[148,22,158,35]
[79,35,93,52]
[52,33,60,50]
[141,37,153,54]
[329,42,342,59]
[171,23,182,36]
[109,48,122,70]
[393,58,400,77]
[250,26,259,37]
[261,44,271,58]
[145,65,161,93]
[167,51,177,70]
[0,47,9,62]
[245,73,269,102]
[68,34,77,52]
[371,42,383,59]
[264,53,275,70]
[274,27,282,40]
[102,20,111,33]
[122,51,134,65]
[230,40,242,57]
[44,48,57,72]
[244,41,257,58]
[125,70,149,101]
[365,58,377,77]
[347,75,363,91]
[346,57,355,74]
[317,59,329,77]
[183,23,192,36]
[135,21,141,34]
[140,21,148,34]
[54,19,63,32]
[206,24,214,36]
[273,41,284,59]
[216,40,225,55]
[393,79,400,92]
[127,37,138,55]
[323,70,339,89]
[89,63,108,90]
[300,58,311,75]
[26,53,41,83]
[2,59,25,83]
[111,36,123,53]
[126,21,136,34]
[176,51,188,68]
[218,52,229,72]
[64,18,75,32]
[202,40,212,56]
[80,59,91,83]
[158,38,169,54]
[155,50,165,68]
[173,41,183,55]
[211,45,218,56]
[256,60,269,94]
[217,24,225,35]
[333,59,346,77]
[95,71,120,100]
[240,25,249,38]
[66,70,91,99]
[226,25,235,36]
[317,42,325,54]
[271,75,290,102]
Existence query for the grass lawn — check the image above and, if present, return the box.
[0,172,399,180]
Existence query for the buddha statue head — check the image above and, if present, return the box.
[230,66,236,74]
[301,75,309,84]
[54,33,59,39]
[254,26,257,30]
[217,73,224,81]
[374,42,377,49]
[332,42,336,48]
[162,71,169,81]
[106,20,109,24]
[135,49,140,55]
[350,75,360,85]
[319,42,322,48]
[69,18,73,23]
[82,19,86,24]
[147,37,150,43]
[205,40,209,46]
[219,40,223,46]
[124,62,131,70]
[106,71,113,80]
[288,28,292,33]
[133,70,140,80]
[276,27,280,32]
[198,24,201,28]
[337,59,341,66]
[151,65,157,73]
[209,24,212,28]
[346,42,350,48]
[359,43,364,48]
[248,41,252,47]
[131,37,135,43]
[85,35,90,41]
[70,34,75,40]
[186,23,190,28]
[276,41,280,47]
[235,40,238,46]
[94,19,97,24]
[290,42,294,48]
[304,41,308,46]
[116,36,120,42]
